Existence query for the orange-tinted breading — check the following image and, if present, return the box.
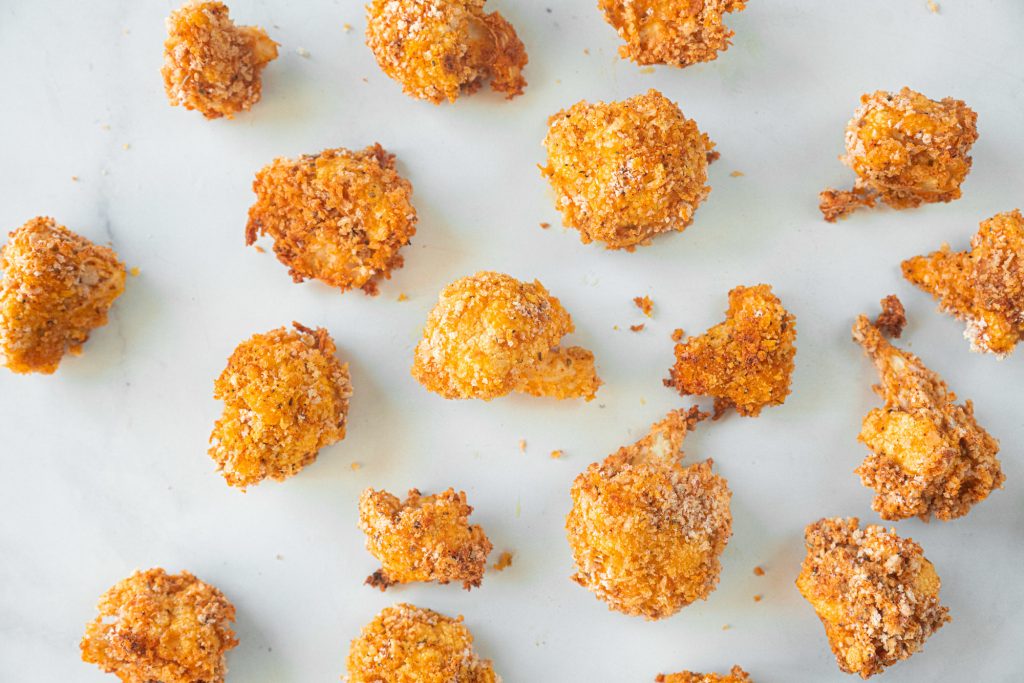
[666,284,796,417]
[0,217,125,374]
[81,569,237,683]
[566,407,732,620]
[820,88,978,221]
[903,209,1024,356]
[359,487,493,590]
[161,0,278,119]
[852,313,1002,521]
[209,323,352,488]
[246,144,417,295]
[411,271,601,400]
[365,0,527,104]
[656,665,753,683]
[542,90,715,250]
[796,518,949,679]
[347,603,497,683]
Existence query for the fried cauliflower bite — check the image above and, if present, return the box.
[81,569,237,683]
[903,209,1024,356]
[542,90,715,250]
[0,217,125,374]
[796,518,950,679]
[209,322,352,488]
[347,603,497,683]
[666,284,796,418]
[656,665,752,683]
[852,312,1002,521]
[365,0,527,104]
[820,88,978,221]
[246,144,417,295]
[162,0,279,119]
[411,271,601,400]
[566,407,732,620]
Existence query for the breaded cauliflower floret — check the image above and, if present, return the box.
[1,217,125,374]
[566,407,732,620]
[209,323,352,488]
[81,568,237,683]
[365,0,527,104]
[161,0,279,119]
[903,209,1024,356]
[666,284,796,418]
[852,311,1003,521]
[542,90,715,250]
[359,487,493,590]
[246,144,417,295]
[657,665,752,683]
[412,271,601,400]
[820,88,978,221]
[347,603,497,683]
[796,518,950,679]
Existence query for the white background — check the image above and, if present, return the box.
[1,1,1022,681]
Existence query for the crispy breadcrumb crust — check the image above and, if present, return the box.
[246,144,417,295]
[80,569,237,683]
[209,323,352,488]
[542,90,714,250]
[365,0,527,104]
[0,217,125,374]
[852,314,1003,521]
[903,209,1024,355]
[566,407,732,620]
[666,284,797,417]
[796,518,949,679]
[656,665,752,683]
[161,0,278,119]
[874,295,907,339]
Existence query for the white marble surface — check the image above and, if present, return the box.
[1,1,1023,681]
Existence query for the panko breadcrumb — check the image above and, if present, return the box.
[656,665,753,683]
[81,569,237,683]
[873,294,907,339]
[1,217,125,374]
[246,144,417,295]
[209,323,352,488]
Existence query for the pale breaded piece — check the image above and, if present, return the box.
[365,0,527,104]
[512,345,602,401]
[796,518,949,679]
[657,665,752,683]
[852,312,1002,521]
[81,569,237,683]
[542,90,715,250]
[566,407,732,620]
[246,144,416,295]
[666,284,796,417]
[359,488,493,590]
[347,603,497,683]
[161,0,278,119]
[903,209,1024,356]
[209,323,351,488]
[1,217,125,374]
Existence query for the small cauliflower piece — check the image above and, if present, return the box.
[657,665,753,683]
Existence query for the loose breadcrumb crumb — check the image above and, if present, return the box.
[397,293,409,302]
[874,294,907,339]
[639,66,655,74]
[518,439,527,452]
[492,551,513,571]
[730,170,744,177]
[550,449,564,459]
[129,266,141,277]
[753,565,765,576]
[671,328,685,342]
[630,324,646,332]
[540,222,551,229]
[927,1,939,13]
[753,594,763,602]
[350,462,362,471]
[634,295,654,317]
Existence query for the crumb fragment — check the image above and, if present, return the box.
[492,551,513,571]
[343,22,353,32]
[729,170,744,177]
[873,294,907,338]
[253,245,265,254]
[753,565,765,576]
[550,449,564,459]
[129,267,141,277]
[630,324,645,332]
[296,47,310,58]
[927,0,939,13]
[518,439,527,452]
[71,175,79,182]
[397,292,409,302]
[753,594,762,602]
[671,328,685,342]
[633,295,654,317]
[539,222,551,229]
[639,66,655,74]
[350,462,362,471]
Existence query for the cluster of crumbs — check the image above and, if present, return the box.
[634,295,654,317]
[656,665,753,683]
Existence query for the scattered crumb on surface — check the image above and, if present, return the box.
[927,0,939,13]
[753,594,763,602]
[630,324,645,332]
[518,439,527,453]
[722,624,731,630]
[129,267,141,277]
[550,449,564,459]
[492,551,513,571]
[753,565,765,576]
[583,48,590,55]
[730,170,744,177]
[874,294,907,338]
[539,222,551,229]
[343,23,353,32]
[296,47,310,58]
[350,462,362,471]
[71,176,79,182]
[613,325,620,331]
[639,66,655,74]
[671,328,685,342]
[397,293,409,302]
[633,295,654,317]
[253,245,265,254]
[122,144,130,151]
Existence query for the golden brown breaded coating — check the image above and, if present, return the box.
[81,568,237,683]
[873,294,907,339]
[796,518,949,679]
[246,144,416,295]
[365,0,527,104]
[820,87,978,221]
[852,313,1002,521]
[566,407,732,620]
[412,271,601,400]
[161,0,278,119]
[209,322,351,488]
[347,603,497,683]
[666,284,796,418]
[359,487,493,590]
[903,209,1024,356]
[656,665,752,683]
[542,90,715,250]
[0,217,125,374]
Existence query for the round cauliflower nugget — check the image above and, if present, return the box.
[81,568,237,683]
[566,408,732,620]
[542,90,715,250]
[366,0,528,104]
[209,323,351,488]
